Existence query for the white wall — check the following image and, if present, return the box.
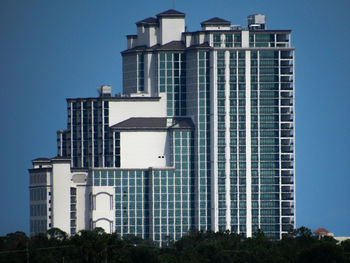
[242,30,249,48]
[147,27,158,47]
[51,162,72,234]
[109,99,166,127]
[202,25,230,31]
[144,53,157,96]
[50,162,89,235]
[120,131,170,169]
[159,18,185,45]
[136,25,158,47]
[92,187,115,234]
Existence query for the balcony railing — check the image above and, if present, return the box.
[281,99,293,106]
[282,209,294,216]
[281,92,293,98]
[280,60,293,67]
[281,123,293,129]
[282,177,294,184]
[281,68,293,75]
[282,162,294,169]
[281,130,293,137]
[281,139,293,146]
[281,146,293,153]
[282,224,294,232]
[282,202,294,208]
[282,186,293,192]
[282,193,294,200]
[281,51,293,59]
[282,217,293,224]
[281,83,293,90]
[281,115,293,122]
[281,107,293,114]
[281,155,294,161]
[282,170,294,177]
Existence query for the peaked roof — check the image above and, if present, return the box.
[32,157,50,162]
[121,41,185,54]
[111,117,194,130]
[136,17,158,26]
[156,40,185,50]
[156,9,185,18]
[201,17,231,25]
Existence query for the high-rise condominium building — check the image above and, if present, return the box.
[29,10,295,244]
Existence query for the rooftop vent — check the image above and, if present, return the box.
[248,14,266,30]
[231,25,242,30]
[98,85,112,97]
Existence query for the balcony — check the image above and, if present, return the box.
[282,209,294,216]
[281,130,293,137]
[281,92,293,99]
[281,99,293,106]
[282,224,294,232]
[281,146,293,153]
[281,83,293,90]
[281,76,293,83]
[276,34,289,43]
[282,162,294,169]
[280,60,293,67]
[281,139,293,146]
[282,170,294,177]
[281,154,294,161]
[282,202,294,208]
[281,107,293,114]
[282,193,294,200]
[282,186,293,193]
[281,177,294,184]
[281,68,293,75]
[282,217,293,224]
[281,115,293,122]
[281,123,293,129]
[281,51,293,59]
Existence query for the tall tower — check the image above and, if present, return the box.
[121,11,295,238]
[29,10,295,244]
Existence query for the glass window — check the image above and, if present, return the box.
[213,34,221,47]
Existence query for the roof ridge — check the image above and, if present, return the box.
[156,9,185,17]
[201,17,231,25]
[136,17,158,25]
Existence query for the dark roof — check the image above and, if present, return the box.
[136,17,158,26]
[121,41,185,54]
[156,41,185,50]
[32,158,50,162]
[156,9,185,18]
[201,17,231,25]
[111,117,194,130]
[67,97,161,102]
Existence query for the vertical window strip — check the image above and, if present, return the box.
[137,53,144,92]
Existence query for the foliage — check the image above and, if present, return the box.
[0,227,349,263]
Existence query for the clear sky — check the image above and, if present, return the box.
[1,0,349,236]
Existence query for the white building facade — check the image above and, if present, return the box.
[29,10,295,244]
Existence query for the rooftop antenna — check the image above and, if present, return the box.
[172,0,175,9]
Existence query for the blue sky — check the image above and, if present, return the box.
[0,0,349,236]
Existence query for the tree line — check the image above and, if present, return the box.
[0,227,349,263]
